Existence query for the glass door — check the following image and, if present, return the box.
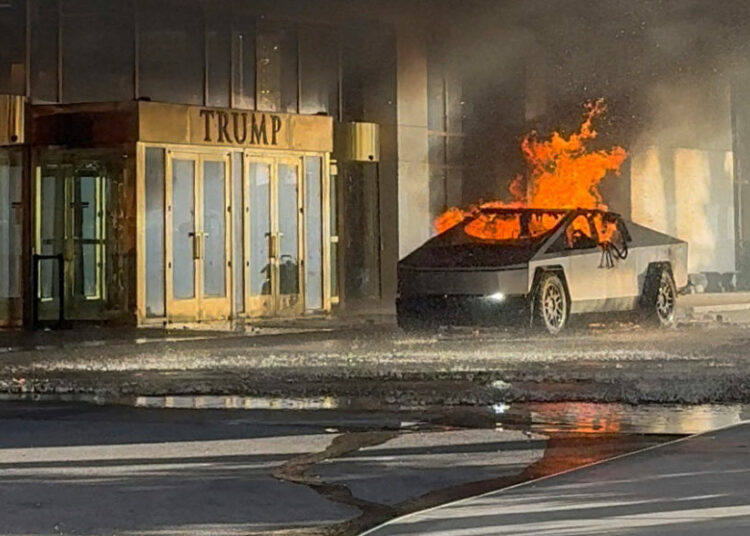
[246,155,304,317]
[247,158,274,317]
[68,172,107,310]
[276,159,303,316]
[36,160,109,321]
[166,152,230,322]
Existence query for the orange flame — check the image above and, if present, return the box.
[435,99,628,239]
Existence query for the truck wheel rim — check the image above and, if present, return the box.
[657,276,675,320]
[543,283,564,328]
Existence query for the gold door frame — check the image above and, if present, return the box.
[164,149,232,323]
[242,149,333,319]
[164,151,200,322]
[244,152,305,318]
[136,143,332,326]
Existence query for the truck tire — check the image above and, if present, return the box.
[642,266,677,328]
[533,272,569,335]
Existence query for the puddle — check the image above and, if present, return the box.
[495,402,750,435]
[2,392,748,437]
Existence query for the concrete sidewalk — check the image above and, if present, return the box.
[0,291,748,354]
[363,420,750,535]
[678,291,750,323]
[0,312,394,354]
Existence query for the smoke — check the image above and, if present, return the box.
[442,0,750,273]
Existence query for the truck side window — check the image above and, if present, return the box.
[566,215,598,250]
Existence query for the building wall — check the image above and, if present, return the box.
[396,27,431,259]
[630,75,736,274]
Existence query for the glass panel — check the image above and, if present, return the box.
[278,163,299,295]
[145,148,165,316]
[446,73,464,134]
[202,160,226,297]
[61,0,133,102]
[257,22,297,113]
[340,22,396,124]
[172,159,195,299]
[427,44,446,132]
[428,135,446,167]
[207,11,230,108]
[0,2,26,95]
[329,169,339,300]
[566,214,597,250]
[39,171,63,300]
[72,176,100,298]
[299,26,338,116]
[232,153,244,313]
[429,166,447,219]
[231,17,255,109]
[446,166,463,207]
[30,0,59,102]
[249,162,271,296]
[0,159,12,297]
[447,136,463,168]
[0,152,21,301]
[138,0,203,105]
[304,157,323,310]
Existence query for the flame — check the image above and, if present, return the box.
[435,99,628,240]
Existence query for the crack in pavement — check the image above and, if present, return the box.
[272,431,400,536]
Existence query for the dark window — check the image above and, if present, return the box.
[428,40,464,215]
[138,0,203,105]
[427,51,445,132]
[230,15,255,109]
[340,22,396,124]
[0,1,25,95]
[256,21,297,113]
[299,25,338,116]
[566,215,598,250]
[30,0,59,102]
[61,0,133,103]
[206,10,230,108]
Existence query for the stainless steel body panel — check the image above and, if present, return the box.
[529,242,688,313]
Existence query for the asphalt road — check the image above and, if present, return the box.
[0,401,551,536]
[0,400,676,536]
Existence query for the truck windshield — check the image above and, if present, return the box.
[461,209,566,242]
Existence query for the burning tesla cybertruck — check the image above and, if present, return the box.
[397,208,688,334]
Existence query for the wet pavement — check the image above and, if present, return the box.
[3,313,750,533]
[0,398,739,536]
[5,322,750,405]
[363,420,750,536]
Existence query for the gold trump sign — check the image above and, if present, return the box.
[138,102,333,153]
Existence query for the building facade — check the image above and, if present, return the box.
[0,0,465,327]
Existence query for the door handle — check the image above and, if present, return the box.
[189,232,202,260]
[269,234,278,259]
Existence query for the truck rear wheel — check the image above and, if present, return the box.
[642,266,677,327]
